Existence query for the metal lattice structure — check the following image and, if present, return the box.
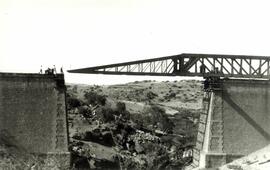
[68,53,270,79]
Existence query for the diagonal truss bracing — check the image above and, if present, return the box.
[68,53,270,79]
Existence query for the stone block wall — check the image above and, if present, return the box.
[0,73,69,168]
[196,79,270,169]
[222,79,270,155]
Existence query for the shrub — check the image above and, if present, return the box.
[72,85,78,93]
[140,105,175,133]
[146,91,158,100]
[116,102,126,113]
[115,102,130,120]
[168,92,176,98]
[78,106,92,118]
[84,91,106,106]
[100,107,115,122]
[66,95,82,110]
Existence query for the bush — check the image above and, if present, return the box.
[115,102,130,120]
[168,92,176,98]
[66,95,82,110]
[72,85,78,93]
[116,102,126,113]
[139,105,175,133]
[78,106,92,118]
[99,107,115,122]
[84,91,106,106]
[146,91,158,100]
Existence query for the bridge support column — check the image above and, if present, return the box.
[193,90,231,169]
[200,90,226,168]
[193,79,270,169]
[0,73,70,169]
[194,89,243,169]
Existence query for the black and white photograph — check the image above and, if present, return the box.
[1,0,270,169]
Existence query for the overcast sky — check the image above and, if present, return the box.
[1,0,270,84]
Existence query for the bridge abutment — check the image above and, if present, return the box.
[0,73,70,169]
[194,79,270,169]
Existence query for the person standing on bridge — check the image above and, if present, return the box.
[39,65,43,74]
[200,63,206,74]
[53,65,57,74]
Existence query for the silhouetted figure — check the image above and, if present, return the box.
[53,65,57,74]
[214,67,219,74]
[45,68,49,74]
[200,64,206,74]
[204,78,210,90]
[39,65,43,74]
[60,67,63,74]
[45,68,54,75]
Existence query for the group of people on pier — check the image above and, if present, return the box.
[39,65,64,75]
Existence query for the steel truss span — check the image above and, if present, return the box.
[68,53,270,79]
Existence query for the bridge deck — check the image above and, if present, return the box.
[68,53,270,79]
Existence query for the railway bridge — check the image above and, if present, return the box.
[68,53,270,169]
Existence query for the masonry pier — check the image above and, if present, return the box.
[193,79,270,169]
[0,73,70,169]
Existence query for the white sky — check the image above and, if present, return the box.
[1,0,270,84]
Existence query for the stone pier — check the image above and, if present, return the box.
[0,73,70,169]
[193,79,270,169]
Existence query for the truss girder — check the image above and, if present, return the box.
[68,53,270,79]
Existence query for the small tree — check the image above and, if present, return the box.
[141,105,175,133]
[116,102,126,113]
[100,106,115,122]
[115,102,130,120]
[84,91,106,106]
[66,94,82,110]
[146,91,158,100]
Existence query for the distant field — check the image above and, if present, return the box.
[67,79,203,113]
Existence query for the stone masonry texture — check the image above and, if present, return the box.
[0,73,70,168]
[222,79,270,155]
[197,79,270,168]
